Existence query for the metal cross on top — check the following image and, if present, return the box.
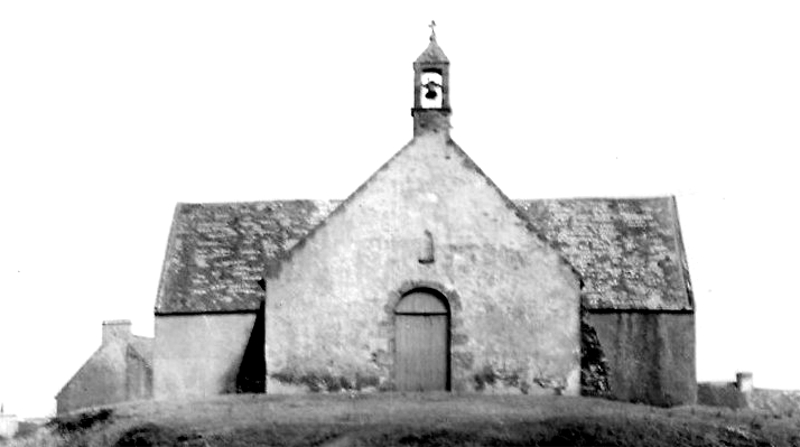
[429,20,437,40]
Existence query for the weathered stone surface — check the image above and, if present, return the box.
[156,197,691,314]
[56,323,152,415]
[265,134,582,395]
[751,388,800,414]
[583,312,696,406]
[698,382,800,413]
[152,162,694,405]
[698,382,749,409]
[153,313,259,399]
[516,197,692,311]
[156,201,337,314]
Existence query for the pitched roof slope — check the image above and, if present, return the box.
[415,37,449,63]
[516,197,693,311]
[155,197,692,314]
[155,201,338,314]
[55,334,154,399]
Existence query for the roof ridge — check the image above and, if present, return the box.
[176,199,341,207]
[513,195,677,202]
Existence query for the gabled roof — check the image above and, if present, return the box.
[415,37,449,64]
[155,196,692,314]
[55,335,154,398]
[155,201,338,314]
[516,197,693,311]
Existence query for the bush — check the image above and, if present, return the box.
[46,408,114,436]
[272,368,381,393]
[113,423,180,447]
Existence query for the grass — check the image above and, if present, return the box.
[14,393,800,446]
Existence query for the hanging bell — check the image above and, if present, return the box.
[425,88,438,100]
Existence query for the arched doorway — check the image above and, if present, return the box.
[394,289,450,391]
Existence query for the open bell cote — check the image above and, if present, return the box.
[412,21,451,137]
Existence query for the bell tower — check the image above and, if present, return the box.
[412,21,451,137]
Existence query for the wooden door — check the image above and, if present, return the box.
[394,291,449,391]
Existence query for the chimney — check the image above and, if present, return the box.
[735,372,754,393]
[102,320,132,345]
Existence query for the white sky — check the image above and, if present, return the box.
[1,1,799,418]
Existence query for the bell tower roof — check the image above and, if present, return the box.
[415,21,449,64]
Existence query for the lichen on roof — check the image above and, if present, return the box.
[155,200,339,314]
[515,197,692,311]
[155,197,691,314]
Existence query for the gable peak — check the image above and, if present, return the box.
[416,20,449,64]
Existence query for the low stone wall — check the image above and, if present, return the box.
[698,384,800,415]
[697,382,749,409]
[697,372,800,415]
[751,389,800,415]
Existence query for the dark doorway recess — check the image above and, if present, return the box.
[236,301,266,393]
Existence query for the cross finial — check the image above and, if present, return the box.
[429,20,437,41]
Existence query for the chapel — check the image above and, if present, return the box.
[59,27,696,413]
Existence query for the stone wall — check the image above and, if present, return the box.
[696,373,800,414]
[154,313,259,399]
[56,343,128,414]
[582,311,696,406]
[103,320,132,345]
[697,382,749,409]
[750,388,800,415]
[265,134,581,395]
[126,346,153,402]
[56,321,153,415]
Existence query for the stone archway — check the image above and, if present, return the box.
[394,289,450,391]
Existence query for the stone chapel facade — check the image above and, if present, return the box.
[153,32,696,406]
[59,31,695,412]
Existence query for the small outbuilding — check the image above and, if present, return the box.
[55,320,153,415]
[0,406,19,440]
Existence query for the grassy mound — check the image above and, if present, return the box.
[34,394,800,447]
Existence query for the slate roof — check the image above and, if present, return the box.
[515,197,693,311]
[155,197,692,314]
[155,201,339,314]
[415,37,449,63]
